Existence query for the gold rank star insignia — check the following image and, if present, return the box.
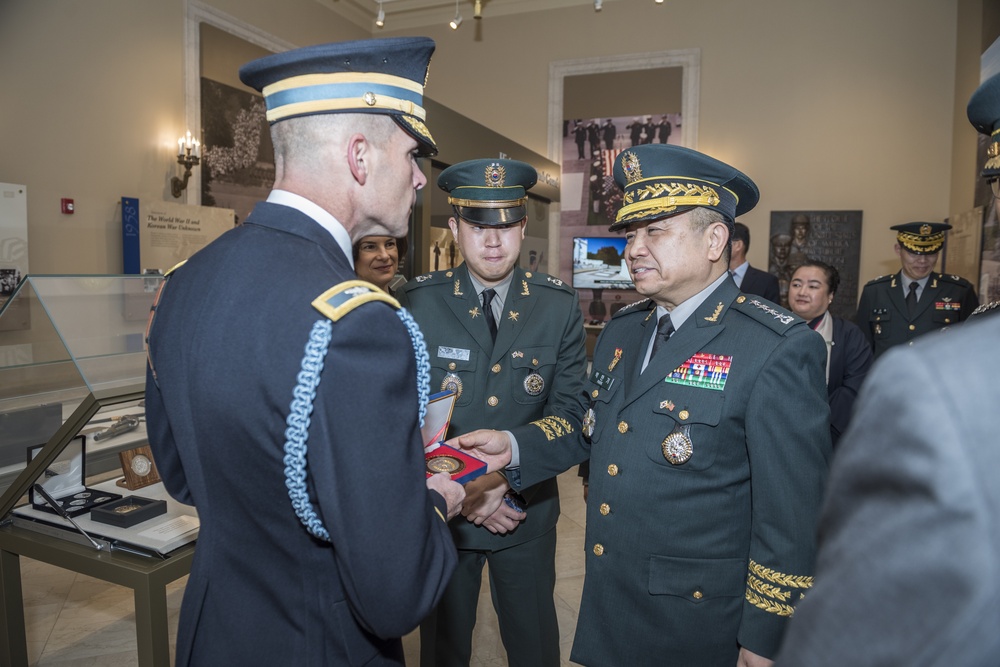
[508,311,519,322]
[469,307,480,319]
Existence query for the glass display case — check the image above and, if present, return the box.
[0,274,196,667]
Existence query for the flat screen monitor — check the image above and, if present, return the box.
[572,236,634,290]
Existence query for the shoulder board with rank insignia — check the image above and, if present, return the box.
[402,269,451,290]
[163,260,188,277]
[939,273,972,287]
[864,274,893,286]
[732,295,803,335]
[524,271,574,294]
[312,280,399,322]
[611,298,653,319]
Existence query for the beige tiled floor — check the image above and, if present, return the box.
[18,470,587,666]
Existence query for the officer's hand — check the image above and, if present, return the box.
[461,472,509,525]
[736,647,773,667]
[426,472,465,521]
[480,502,526,535]
[447,429,512,472]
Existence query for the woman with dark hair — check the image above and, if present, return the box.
[789,259,873,446]
[353,235,406,295]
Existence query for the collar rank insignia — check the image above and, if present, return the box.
[469,307,480,318]
[704,302,724,322]
[608,347,623,372]
[508,310,519,322]
[521,280,530,296]
[664,352,733,391]
[453,279,463,296]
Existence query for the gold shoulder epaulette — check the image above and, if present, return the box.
[312,280,399,322]
[164,260,187,277]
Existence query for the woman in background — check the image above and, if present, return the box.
[353,235,405,295]
[788,259,873,446]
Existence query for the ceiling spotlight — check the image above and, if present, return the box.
[474,0,482,19]
[450,0,463,28]
[655,0,664,3]
[375,1,385,27]
[594,0,603,11]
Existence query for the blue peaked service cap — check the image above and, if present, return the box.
[239,37,438,157]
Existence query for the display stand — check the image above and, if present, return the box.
[0,275,197,666]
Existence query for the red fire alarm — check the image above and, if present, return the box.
[61,198,75,214]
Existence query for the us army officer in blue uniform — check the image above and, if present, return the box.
[397,159,588,667]
[456,145,832,666]
[144,38,462,667]
[856,222,978,358]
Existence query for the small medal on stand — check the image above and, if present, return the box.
[117,445,162,491]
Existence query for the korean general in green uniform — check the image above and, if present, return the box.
[456,144,833,666]
[397,159,588,667]
[856,222,978,359]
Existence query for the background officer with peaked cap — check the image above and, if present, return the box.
[454,144,832,666]
[772,71,1000,667]
[144,37,463,666]
[398,159,588,667]
[856,221,978,358]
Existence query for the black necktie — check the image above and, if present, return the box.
[906,281,918,317]
[482,288,498,341]
[650,313,674,358]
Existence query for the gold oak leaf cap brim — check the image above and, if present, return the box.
[890,221,952,255]
[967,71,1000,179]
[239,36,438,157]
[438,158,538,225]
[608,144,759,232]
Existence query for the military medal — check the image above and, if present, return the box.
[582,407,596,438]
[426,454,465,475]
[661,426,693,465]
[523,372,545,396]
[441,372,463,398]
[608,348,622,372]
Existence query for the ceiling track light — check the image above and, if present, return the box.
[474,0,482,19]
[449,0,463,29]
[655,0,664,3]
[375,0,385,27]
[594,0,603,11]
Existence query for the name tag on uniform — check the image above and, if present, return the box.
[590,369,616,391]
[438,346,470,361]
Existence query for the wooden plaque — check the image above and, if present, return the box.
[117,445,162,491]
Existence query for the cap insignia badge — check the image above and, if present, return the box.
[920,224,931,235]
[622,151,643,184]
[485,162,507,187]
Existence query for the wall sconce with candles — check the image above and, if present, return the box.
[171,131,201,198]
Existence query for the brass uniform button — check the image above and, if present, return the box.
[678,410,689,421]
[448,362,457,370]
[736,296,746,304]
[592,389,599,398]
[525,271,533,278]
[593,543,604,556]
[692,590,703,600]
[446,271,453,277]
[909,324,916,331]
[599,503,610,516]
[492,363,501,373]
[532,358,539,366]
[617,421,628,433]
[944,318,951,323]
[607,464,619,476]
[487,396,499,407]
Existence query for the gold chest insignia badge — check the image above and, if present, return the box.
[441,373,463,398]
[523,372,545,396]
[608,347,623,372]
[661,425,693,465]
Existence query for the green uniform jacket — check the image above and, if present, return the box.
[515,278,832,665]
[856,271,978,358]
[398,264,588,550]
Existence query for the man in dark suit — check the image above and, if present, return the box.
[601,118,616,150]
[856,222,978,358]
[730,221,780,302]
[144,38,463,667]
[573,121,587,159]
[398,159,588,667]
[457,144,832,666]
